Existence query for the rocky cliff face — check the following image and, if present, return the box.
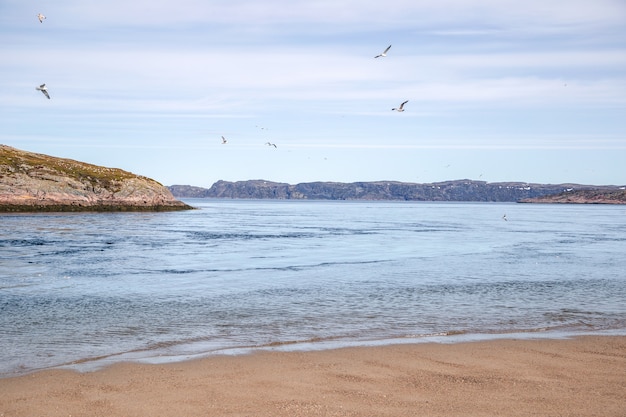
[169,179,623,202]
[1,145,191,212]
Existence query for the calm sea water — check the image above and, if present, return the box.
[1,200,625,376]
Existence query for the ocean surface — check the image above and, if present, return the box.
[1,200,625,377]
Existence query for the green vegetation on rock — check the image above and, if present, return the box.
[1,145,192,212]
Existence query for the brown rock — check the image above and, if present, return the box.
[520,189,626,204]
[0,145,192,212]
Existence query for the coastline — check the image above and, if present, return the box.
[1,336,624,416]
[0,202,193,212]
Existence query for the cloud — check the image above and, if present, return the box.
[4,38,623,115]
[1,0,624,185]
[4,0,624,31]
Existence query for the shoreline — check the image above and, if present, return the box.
[1,335,624,416]
[5,328,624,379]
[0,202,193,212]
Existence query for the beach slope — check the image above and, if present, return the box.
[1,336,624,416]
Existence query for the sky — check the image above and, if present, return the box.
[1,0,625,188]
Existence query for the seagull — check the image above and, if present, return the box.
[502,214,508,221]
[221,136,227,144]
[36,83,50,99]
[392,100,408,112]
[265,142,277,148]
[37,13,46,23]
[374,45,391,58]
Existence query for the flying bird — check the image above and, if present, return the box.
[37,13,46,23]
[265,142,277,148]
[374,45,391,58]
[392,100,408,112]
[221,136,227,144]
[502,214,508,221]
[36,84,50,99]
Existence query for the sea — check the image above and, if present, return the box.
[1,199,625,377]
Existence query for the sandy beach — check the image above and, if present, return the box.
[1,336,624,417]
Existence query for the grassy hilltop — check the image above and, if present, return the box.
[0,145,191,212]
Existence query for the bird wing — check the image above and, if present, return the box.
[374,45,391,58]
[400,100,408,109]
[41,89,50,99]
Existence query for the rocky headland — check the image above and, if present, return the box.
[0,145,192,212]
[520,189,626,204]
[169,180,625,203]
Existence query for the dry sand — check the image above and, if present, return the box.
[1,336,624,417]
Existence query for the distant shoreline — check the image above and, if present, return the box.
[168,180,626,204]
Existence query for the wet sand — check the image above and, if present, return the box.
[1,336,624,416]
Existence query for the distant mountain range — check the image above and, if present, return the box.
[6,143,621,212]
[168,180,626,203]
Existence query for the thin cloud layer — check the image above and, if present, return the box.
[0,0,624,186]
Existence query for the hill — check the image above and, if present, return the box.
[168,180,624,202]
[1,145,192,212]
[520,189,626,204]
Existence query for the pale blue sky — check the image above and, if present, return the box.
[1,0,625,188]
